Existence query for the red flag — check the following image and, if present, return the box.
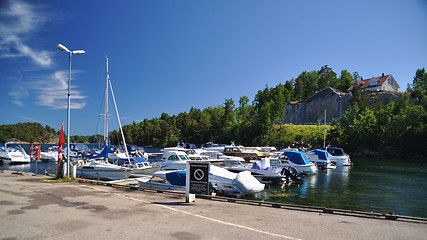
[57,123,65,171]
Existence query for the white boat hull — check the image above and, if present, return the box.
[0,142,31,164]
[76,161,132,180]
[329,155,352,166]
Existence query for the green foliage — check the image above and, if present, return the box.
[0,122,58,143]
[3,67,426,158]
[335,91,427,156]
[270,124,332,149]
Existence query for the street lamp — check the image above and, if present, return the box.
[56,43,85,178]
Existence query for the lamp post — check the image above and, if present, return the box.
[56,43,85,178]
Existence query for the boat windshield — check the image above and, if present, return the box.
[178,155,190,160]
[167,154,190,161]
[6,144,24,152]
[324,147,345,156]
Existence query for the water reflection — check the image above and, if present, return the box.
[0,161,57,175]
[248,159,427,218]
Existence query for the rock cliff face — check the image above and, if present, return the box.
[282,87,352,124]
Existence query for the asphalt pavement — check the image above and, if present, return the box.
[1,171,426,240]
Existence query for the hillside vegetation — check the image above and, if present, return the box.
[2,66,426,158]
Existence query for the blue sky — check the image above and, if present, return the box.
[1,0,426,136]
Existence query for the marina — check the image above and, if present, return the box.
[1,147,426,219]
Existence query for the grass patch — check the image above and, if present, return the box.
[43,177,78,183]
[267,192,296,200]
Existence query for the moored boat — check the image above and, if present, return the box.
[0,142,31,164]
[159,150,190,170]
[223,144,269,162]
[321,146,352,166]
[273,150,318,175]
[108,157,152,174]
[306,149,336,169]
[137,165,265,196]
[39,146,59,162]
[76,160,133,180]
[225,158,299,185]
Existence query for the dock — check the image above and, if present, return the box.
[1,171,426,240]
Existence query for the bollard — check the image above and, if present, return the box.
[72,165,77,179]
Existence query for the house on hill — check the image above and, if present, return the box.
[347,73,399,92]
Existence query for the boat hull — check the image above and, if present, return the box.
[76,161,132,180]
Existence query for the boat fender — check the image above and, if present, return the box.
[77,160,85,166]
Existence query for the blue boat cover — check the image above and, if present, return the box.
[282,150,312,165]
[309,149,330,160]
[166,170,186,186]
[86,144,115,159]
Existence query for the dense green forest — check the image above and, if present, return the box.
[2,66,426,157]
[0,122,58,143]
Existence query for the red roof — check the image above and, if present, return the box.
[347,74,391,91]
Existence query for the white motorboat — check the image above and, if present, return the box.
[306,149,336,169]
[197,149,246,163]
[40,146,59,162]
[159,150,190,170]
[162,146,223,163]
[76,160,133,180]
[137,165,265,196]
[224,159,297,185]
[321,146,352,166]
[108,157,152,174]
[137,170,187,192]
[271,150,318,175]
[0,142,31,164]
[209,165,265,196]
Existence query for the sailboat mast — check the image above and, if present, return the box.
[104,56,109,145]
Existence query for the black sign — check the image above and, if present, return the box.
[189,162,209,195]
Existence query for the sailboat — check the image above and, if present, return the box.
[76,56,135,180]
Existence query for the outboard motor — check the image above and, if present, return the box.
[281,166,302,183]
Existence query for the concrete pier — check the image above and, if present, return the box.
[1,171,426,240]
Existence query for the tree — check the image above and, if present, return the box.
[338,70,353,92]
[408,68,427,104]
[318,65,338,89]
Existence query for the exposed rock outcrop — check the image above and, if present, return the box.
[282,87,352,124]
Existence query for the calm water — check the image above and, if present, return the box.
[250,158,427,218]
[1,150,426,218]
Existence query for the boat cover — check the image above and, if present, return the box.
[309,149,330,160]
[165,170,186,186]
[282,151,312,165]
[86,145,115,159]
[234,171,265,193]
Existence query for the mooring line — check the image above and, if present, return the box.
[83,185,304,240]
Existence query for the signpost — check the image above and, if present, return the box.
[186,161,210,203]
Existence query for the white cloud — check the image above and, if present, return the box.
[16,115,52,126]
[1,1,87,110]
[8,83,29,107]
[0,0,52,67]
[34,70,87,110]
